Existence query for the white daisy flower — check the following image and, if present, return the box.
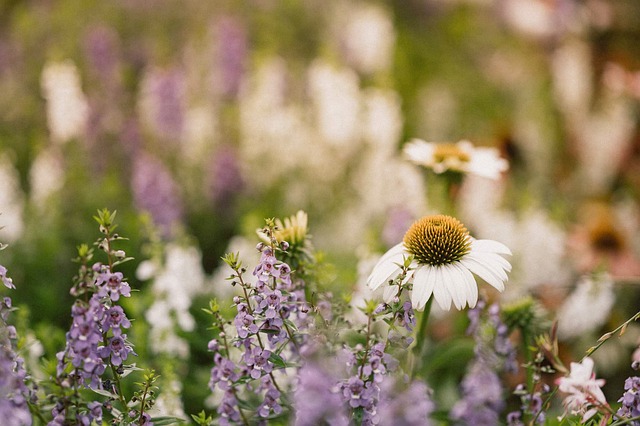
[367,215,512,311]
[403,139,508,180]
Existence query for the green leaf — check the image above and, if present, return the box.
[149,416,188,425]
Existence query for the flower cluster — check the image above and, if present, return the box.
[616,374,640,423]
[0,267,32,426]
[450,300,517,425]
[206,226,309,424]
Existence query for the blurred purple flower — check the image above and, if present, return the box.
[83,25,120,85]
[382,207,415,248]
[293,363,349,426]
[377,378,435,426]
[206,145,244,210]
[141,67,186,142]
[450,361,505,426]
[213,16,247,99]
[131,152,184,238]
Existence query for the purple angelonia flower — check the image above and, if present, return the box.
[96,270,131,301]
[0,265,15,289]
[616,376,640,423]
[218,390,241,425]
[98,335,133,366]
[210,353,240,391]
[103,306,131,335]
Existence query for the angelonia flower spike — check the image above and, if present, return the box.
[367,214,512,311]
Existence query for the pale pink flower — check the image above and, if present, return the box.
[557,357,608,422]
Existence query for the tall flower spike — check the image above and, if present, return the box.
[367,215,512,311]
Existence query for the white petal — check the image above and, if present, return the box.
[460,257,506,292]
[432,267,452,311]
[472,239,512,256]
[411,266,434,311]
[366,243,406,290]
[453,263,479,308]
[442,264,464,310]
[466,253,509,282]
[474,251,512,272]
[383,283,398,302]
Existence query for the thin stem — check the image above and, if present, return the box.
[583,310,640,361]
[358,312,374,380]
[109,360,128,410]
[138,378,151,425]
[411,297,433,379]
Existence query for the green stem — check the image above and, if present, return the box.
[110,360,128,410]
[411,297,433,379]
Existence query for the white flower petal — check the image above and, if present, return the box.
[460,257,506,292]
[367,243,406,290]
[411,266,434,310]
[431,266,452,310]
[472,239,512,256]
[442,264,464,310]
[453,262,478,308]
[382,283,398,302]
[466,253,509,282]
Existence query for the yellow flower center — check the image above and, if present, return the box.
[433,143,471,165]
[403,215,471,266]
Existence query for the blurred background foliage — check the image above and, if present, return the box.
[1,0,640,419]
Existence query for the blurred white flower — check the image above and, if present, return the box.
[149,378,187,420]
[458,178,570,296]
[556,275,615,340]
[0,154,25,243]
[28,147,65,211]
[403,139,508,180]
[308,60,361,149]
[142,243,205,357]
[552,40,593,120]
[557,357,608,422]
[40,60,89,143]
[362,88,403,155]
[367,215,512,311]
[339,3,395,75]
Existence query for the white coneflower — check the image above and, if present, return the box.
[403,139,508,180]
[367,215,512,311]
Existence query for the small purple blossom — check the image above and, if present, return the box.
[616,376,640,424]
[218,390,241,425]
[96,270,131,301]
[103,306,131,335]
[244,347,273,379]
[257,377,282,418]
[0,265,14,289]
[98,335,134,365]
[209,353,241,391]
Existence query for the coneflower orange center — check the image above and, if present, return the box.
[403,215,471,266]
